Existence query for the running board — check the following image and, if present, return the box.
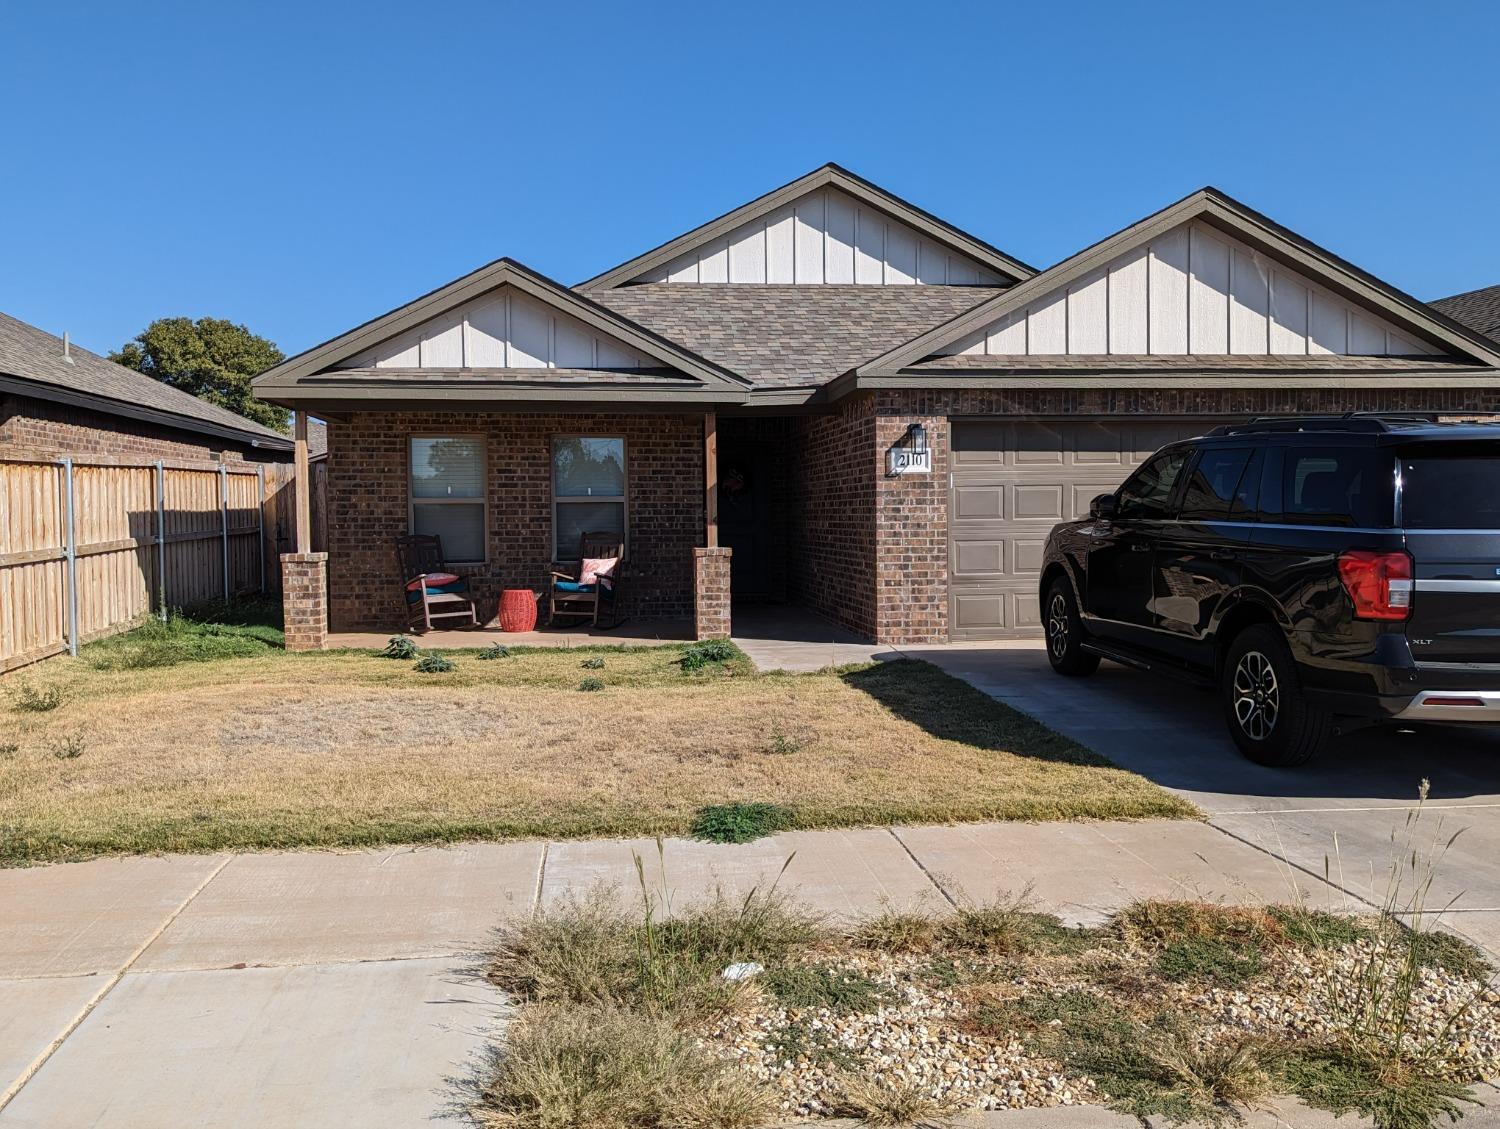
[1081,640,1213,687]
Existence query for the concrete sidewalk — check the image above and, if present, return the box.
[0,819,1348,1127]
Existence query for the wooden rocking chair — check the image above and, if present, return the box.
[396,534,479,632]
[548,532,624,628]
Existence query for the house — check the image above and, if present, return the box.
[1431,284,1500,345]
[252,165,1500,650]
[0,311,293,462]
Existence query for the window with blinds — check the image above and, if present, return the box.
[552,437,626,559]
[409,436,486,562]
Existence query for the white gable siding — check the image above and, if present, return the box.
[336,286,653,370]
[639,187,1005,286]
[940,221,1435,357]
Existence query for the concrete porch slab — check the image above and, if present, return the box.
[0,959,505,1129]
[0,854,227,979]
[134,843,544,971]
[540,828,941,920]
[732,605,899,672]
[326,619,691,651]
[0,976,102,1103]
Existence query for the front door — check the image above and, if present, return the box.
[718,441,771,598]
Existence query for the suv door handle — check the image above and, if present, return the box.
[1211,548,1237,561]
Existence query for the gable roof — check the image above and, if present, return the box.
[0,311,292,450]
[593,285,1000,389]
[858,187,1500,377]
[253,258,753,405]
[576,163,1036,291]
[1431,284,1500,345]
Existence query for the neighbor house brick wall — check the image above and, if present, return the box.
[868,386,1500,645]
[693,546,732,639]
[0,393,281,462]
[325,411,705,631]
[786,395,878,639]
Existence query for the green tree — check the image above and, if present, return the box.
[111,317,290,431]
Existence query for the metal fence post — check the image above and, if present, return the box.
[156,460,167,619]
[256,464,266,594]
[219,463,230,601]
[61,457,79,656]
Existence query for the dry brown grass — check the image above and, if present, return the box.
[0,645,1194,863]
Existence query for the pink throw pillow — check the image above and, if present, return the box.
[424,572,461,586]
[579,557,618,586]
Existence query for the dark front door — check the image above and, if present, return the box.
[718,441,772,598]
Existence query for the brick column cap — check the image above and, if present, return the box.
[280,552,329,563]
[693,546,732,559]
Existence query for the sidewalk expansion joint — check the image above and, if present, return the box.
[0,853,235,1113]
[887,827,957,908]
[532,842,550,917]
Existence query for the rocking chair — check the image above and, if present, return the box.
[396,534,479,632]
[549,532,624,628]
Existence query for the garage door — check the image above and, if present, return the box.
[948,419,1214,639]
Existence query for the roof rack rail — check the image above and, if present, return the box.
[1207,412,1437,437]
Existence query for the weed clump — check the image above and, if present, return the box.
[580,657,605,670]
[383,635,420,659]
[477,642,510,660]
[578,677,604,692]
[679,638,740,672]
[413,653,454,673]
[10,682,62,713]
[690,802,793,843]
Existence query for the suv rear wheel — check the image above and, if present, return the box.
[1221,625,1331,766]
[1044,578,1099,677]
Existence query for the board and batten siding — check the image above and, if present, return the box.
[940,221,1433,357]
[637,187,1005,286]
[336,286,653,371]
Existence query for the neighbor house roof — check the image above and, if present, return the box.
[577,163,1036,291]
[0,311,293,450]
[1431,284,1500,344]
[592,284,1001,389]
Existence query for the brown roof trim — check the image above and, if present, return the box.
[252,258,753,398]
[857,187,1500,376]
[854,373,1500,391]
[575,163,1036,291]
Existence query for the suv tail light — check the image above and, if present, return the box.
[1337,550,1413,621]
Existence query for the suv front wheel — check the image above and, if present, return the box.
[1044,578,1099,677]
[1221,625,1331,766]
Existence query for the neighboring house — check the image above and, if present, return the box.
[253,164,1500,646]
[1431,284,1500,345]
[0,311,293,462]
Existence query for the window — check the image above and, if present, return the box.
[1116,449,1188,520]
[1179,447,1254,521]
[1280,449,1394,527]
[1401,453,1500,529]
[552,437,626,559]
[410,436,486,563]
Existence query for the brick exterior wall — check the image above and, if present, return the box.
[325,412,705,631]
[281,553,328,651]
[0,393,282,462]
[786,396,879,638]
[693,547,732,639]
[867,386,1500,645]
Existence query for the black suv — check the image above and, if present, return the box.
[1039,414,1500,766]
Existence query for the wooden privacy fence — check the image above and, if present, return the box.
[0,453,311,673]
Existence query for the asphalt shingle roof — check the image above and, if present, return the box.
[592,284,1002,388]
[1431,285,1500,345]
[0,312,292,447]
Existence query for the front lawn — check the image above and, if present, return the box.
[0,625,1193,863]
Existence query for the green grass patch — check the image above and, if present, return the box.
[1279,1043,1478,1129]
[762,963,894,1014]
[689,802,794,844]
[84,596,283,670]
[678,638,745,672]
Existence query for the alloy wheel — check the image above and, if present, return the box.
[1047,592,1070,659]
[1232,650,1280,741]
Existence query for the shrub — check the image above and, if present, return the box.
[413,653,454,673]
[50,734,86,760]
[10,682,62,713]
[689,802,793,843]
[578,677,604,692]
[679,638,739,671]
[383,635,420,659]
[477,643,510,660]
[580,657,605,670]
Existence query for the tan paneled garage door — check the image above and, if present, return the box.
[947,419,1215,639]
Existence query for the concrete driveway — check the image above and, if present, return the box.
[907,640,1500,955]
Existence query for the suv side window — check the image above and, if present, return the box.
[1280,448,1395,527]
[1116,449,1189,520]
[1179,447,1255,521]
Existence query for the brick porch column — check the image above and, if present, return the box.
[693,546,732,640]
[281,552,328,652]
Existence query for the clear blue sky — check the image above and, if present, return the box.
[4,0,1497,360]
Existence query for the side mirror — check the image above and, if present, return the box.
[1090,493,1118,520]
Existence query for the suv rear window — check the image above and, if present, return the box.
[1273,449,1395,527]
[1401,454,1500,529]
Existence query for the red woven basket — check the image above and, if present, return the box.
[498,588,538,633]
